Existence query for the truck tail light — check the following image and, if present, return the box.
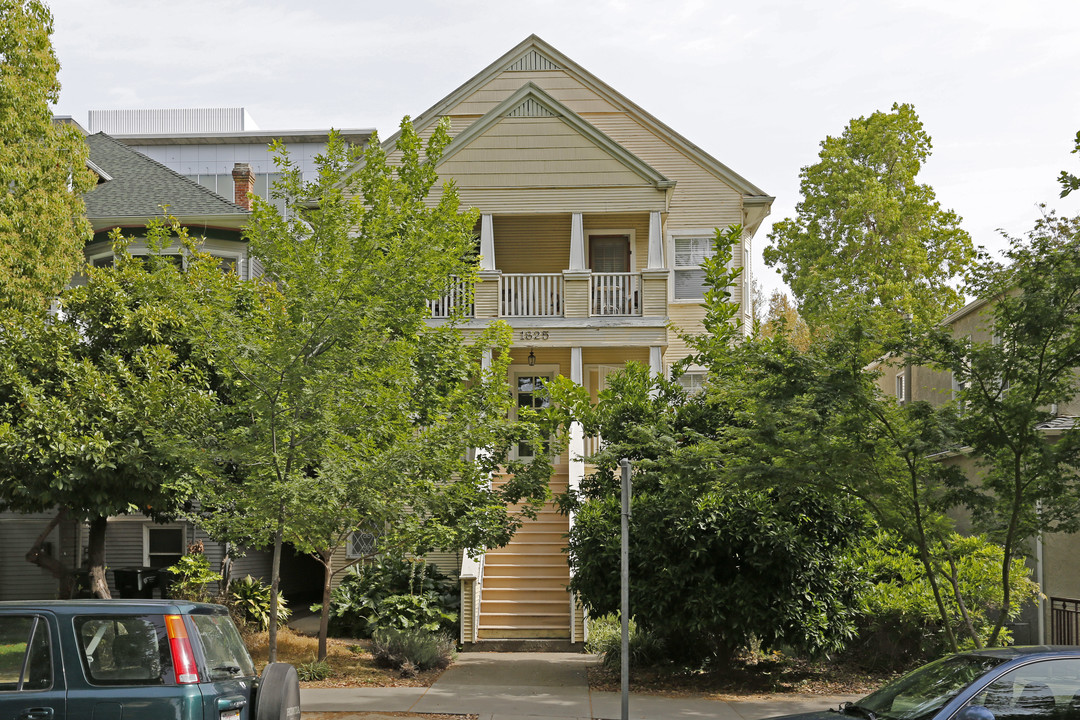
[164,614,200,684]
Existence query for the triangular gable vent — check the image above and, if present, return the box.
[506,49,561,72]
[506,98,558,118]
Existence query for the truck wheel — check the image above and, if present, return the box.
[255,662,301,720]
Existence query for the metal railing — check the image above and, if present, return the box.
[501,273,563,317]
[591,272,641,316]
[429,276,474,318]
[1052,597,1080,644]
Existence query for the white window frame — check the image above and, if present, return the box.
[584,229,636,273]
[142,524,186,568]
[510,364,559,461]
[85,243,245,278]
[895,371,906,404]
[668,363,708,394]
[666,229,732,304]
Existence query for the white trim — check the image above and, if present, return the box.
[895,371,906,404]
[585,229,636,273]
[142,523,186,568]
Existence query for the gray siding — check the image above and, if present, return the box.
[0,515,63,600]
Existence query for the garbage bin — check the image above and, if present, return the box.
[156,568,177,599]
[113,567,159,599]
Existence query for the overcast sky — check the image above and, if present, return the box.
[45,0,1080,299]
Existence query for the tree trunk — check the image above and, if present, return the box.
[318,549,333,662]
[86,516,111,599]
[267,509,285,664]
[24,509,76,598]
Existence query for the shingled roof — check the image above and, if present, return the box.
[83,132,249,223]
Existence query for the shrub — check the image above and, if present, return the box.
[166,548,221,602]
[849,533,1040,669]
[327,556,458,638]
[295,659,332,681]
[585,613,665,671]
[371,627,455,674]
[228,575,292,631]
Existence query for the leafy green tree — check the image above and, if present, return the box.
[0,219,229,597]
[194,124,549,661]
[911,210,1080,645]
[552,363,867,665]
[1059,130,1080,197]
[0,0,92,311]
[856,532,1038,664]
[764,103,974,332]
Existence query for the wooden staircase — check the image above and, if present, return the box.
[478,474,571,640]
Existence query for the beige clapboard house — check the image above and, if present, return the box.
[343,35,773,644]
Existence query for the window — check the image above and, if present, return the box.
[87,248,243,276]
[513,371,553,459]
[896,371,906,403]
[189,614,255,681]
[965,658,1080,720]
[677,371,707,394]
[346,526,379,559]
[0,616,52,691]
[74,615,170,685]
[671,234,716,301]
[144,526,184,569]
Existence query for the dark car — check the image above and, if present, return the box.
[777,647,1080,720]
[0,599,299,720]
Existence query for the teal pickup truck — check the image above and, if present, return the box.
[0,600,299,720]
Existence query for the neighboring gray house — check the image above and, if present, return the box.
[0,130,324,600]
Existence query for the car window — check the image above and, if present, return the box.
[0,616,51,692]
[859,654,1006,720]
[965,658,1080,720]
[190,614,256,680]
[74,615,172,686]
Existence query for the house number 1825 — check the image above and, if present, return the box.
[519,331,550,341]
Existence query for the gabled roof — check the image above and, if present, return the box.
[83,132,249,225]
[438,83,674,190]
[386,34,771,201]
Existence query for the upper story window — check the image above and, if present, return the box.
[670,234,716,301]
[89,250,244,277]
[895,371,906,404]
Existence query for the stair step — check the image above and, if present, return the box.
[478,627,571,640]
[480,615,570,627]
[482,600,568,614]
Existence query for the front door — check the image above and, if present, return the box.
[589,235,630,273]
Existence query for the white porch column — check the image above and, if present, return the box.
[479,214,495,271]
[647,211,664,269]
[649,345,663,398]
[569,346,585,496]
[569,213,585,271]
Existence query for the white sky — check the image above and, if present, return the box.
[45,0,1080,300]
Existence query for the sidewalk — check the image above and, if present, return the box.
[300,652,860,720]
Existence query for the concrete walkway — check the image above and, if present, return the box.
[301,652,861,720]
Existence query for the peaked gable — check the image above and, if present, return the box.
[437,84,673,191]
[391,34,771,201]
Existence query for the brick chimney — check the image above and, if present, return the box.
[231,162,255,210]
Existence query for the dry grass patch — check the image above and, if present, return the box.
[243,627,443,687]
[587,653,898,699]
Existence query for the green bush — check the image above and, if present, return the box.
[295,659,332,681]
[327,556,458,638]
[227,575,292,632]
[585,613,665,671]
[166,552,221,602]
[849,532,1040,669]
[371,627,455,674]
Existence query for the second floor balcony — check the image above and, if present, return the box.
[430,268,668,321]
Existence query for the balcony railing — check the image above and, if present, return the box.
[429,276,474,318]
[501,273,563,317]
[591,273,641,316]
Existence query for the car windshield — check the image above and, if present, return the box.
[851,654,1008,720]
